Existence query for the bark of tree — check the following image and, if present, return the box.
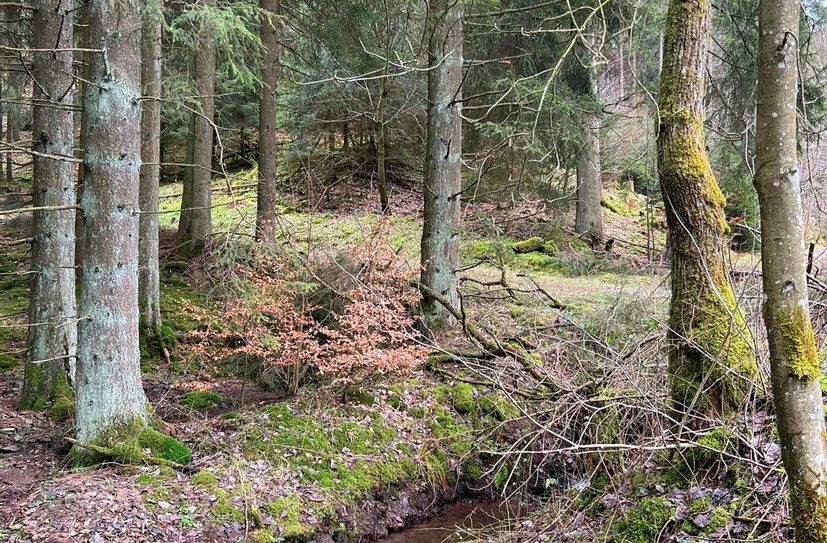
[21,0,77,410]
[575,115,602,243]
[574,49,603,244]
[177,0,216,254]
[75,0,149,447]
[4,2,23,185]
[75,5,90,283]
[139,0,162,336]
[755,1,827,539]
[376,75,390,215]
[419,0,463,328]
[657,0,757,414]
[256,0,279,244]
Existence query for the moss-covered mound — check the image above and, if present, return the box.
[81,423,193,467]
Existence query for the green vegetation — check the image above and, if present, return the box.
[211,488,245,524]
[265,494,314,539]
[479,393,520,421]
[181,390,224,409]
[612,496,675,543]
[84,422,192,466]
[241,404,420,497]
[451,383,475,414]
[190,470,219,489]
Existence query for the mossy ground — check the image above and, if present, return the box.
[122,376,517,541]
[83,421,192,466]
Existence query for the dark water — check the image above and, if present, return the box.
[382,501,516,543]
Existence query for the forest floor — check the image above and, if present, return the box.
[0,168,810,543]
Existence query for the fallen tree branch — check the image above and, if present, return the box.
[413,279,560,391]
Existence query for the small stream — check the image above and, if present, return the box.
[382,501,518,543]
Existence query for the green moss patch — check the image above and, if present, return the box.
[451,383,475,415]
[265,494,315,539]
[87,422,193,466]
[181,390,224,410]
[480,393,520,421]
[190,470,218,489]
[241,404,419,498]
[513,237,544,253]
[612,496,676,543]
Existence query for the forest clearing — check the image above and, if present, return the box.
[2,0,827,542]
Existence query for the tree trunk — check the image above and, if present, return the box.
[4,2,22,185]
[139,0,163,337]
[75,0,148,447]
[177,0,216,254]
[376,76,390,215]
[657,0,757,415]
[574,43,603,244]
[419,0,463,328]
[255,0,279,244]
[755,1,827,539]
[75,4,90,283]
[21,0,77,411]
[574,108,603,243]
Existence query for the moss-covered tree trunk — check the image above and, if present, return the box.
[657,0,757,414]
[76,0,149,447]
[139,0,163,335]
[177,0,216,254]
[256,0,280,244]
[21,0,77,412]
[419,0,463,327]
[755,1,827,539]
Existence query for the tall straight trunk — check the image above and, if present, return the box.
[177,0,216,254]
[255,0,279,244]
[75,5,90,283]
[755,1,827,540]
[21,0,77,411]
[419,0,463,328]
[139,0,162,334]
[575,116,602,242]
[657,0,756,415]
[75,0,148,446]
[574,46,603,243]
[5,107,14,183]
[376,76,390,215]
[4,3,22,185]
